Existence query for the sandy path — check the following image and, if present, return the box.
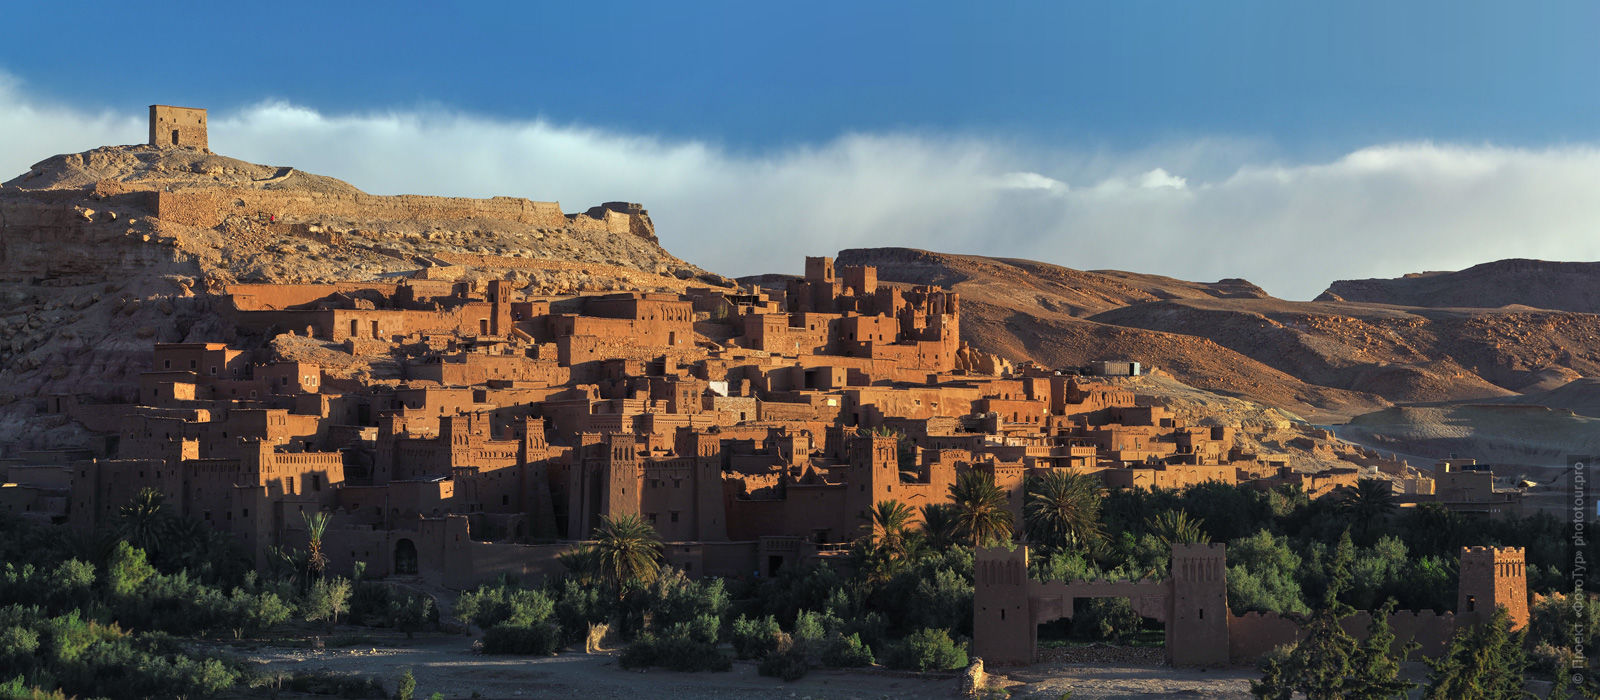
[228,635,1259,699]
[234,636,958,699]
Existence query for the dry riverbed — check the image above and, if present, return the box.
[224,634,1258,699]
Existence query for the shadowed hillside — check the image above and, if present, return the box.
[836,247,1600,442]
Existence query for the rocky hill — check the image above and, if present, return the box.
[6,144,1598,469]
[836,248,1389,422]
[837,248,1600,443]
[1087,298,1600,401]
[0,144,719,449]
[1318,259,1600,314]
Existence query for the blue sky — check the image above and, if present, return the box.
[3,2,1599,298]
[9,2,1597,153]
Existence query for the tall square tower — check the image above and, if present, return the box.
[1458,546,1530,629]
[1168,542,1230,666]
[149,105,208,150]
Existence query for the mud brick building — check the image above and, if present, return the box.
[33,252,1359,585]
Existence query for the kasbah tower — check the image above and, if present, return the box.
[1459,546,1530,630]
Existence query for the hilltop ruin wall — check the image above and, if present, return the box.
[150,189,655,241]
[153,189,569,230]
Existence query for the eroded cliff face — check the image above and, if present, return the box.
[0,144,720,450]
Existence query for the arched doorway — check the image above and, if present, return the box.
[394,538,418,575]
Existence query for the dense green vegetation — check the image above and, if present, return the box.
[445,477,1594,690]
[0,489,438,699]
[4,475,1594,695]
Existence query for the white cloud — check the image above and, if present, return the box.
[995,171,1069,194]
[1138,168,1188,190]
[2,76,1598,300]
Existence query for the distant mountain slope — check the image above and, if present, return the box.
[1089,298,1600,401]
[837,248,1600,425]
[1474,377,1600,418]
[838,247,1269,317]
[1318,259,1600,314]
[834,248,1385,422]
[1341,403,1600,466]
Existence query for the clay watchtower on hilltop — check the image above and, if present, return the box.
[149,105,208,150]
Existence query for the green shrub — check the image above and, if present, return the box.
[285,670,387,698]
[792,610,827,645]
[230,587,294,636]
[348,581,395,625]
[840,611,889,653]
[1226,530,1310,615]
[553,578,610,644]
[618,616,730,672]
[106,542,156,598]
[481,622,562,655]
[883,628,968,671]
[757,647,810,681]
[456,584,553,630]
[730,614,782,659]
[0,625,39,663]
[753,625,873,680]
[821,632,874,668]
[1077,597,1142,644]
[304,577,353,630]
[1529,591,1599,661]
[395,668,415,700]
[386,592,437,639]
[620,570,727,638]
[0,675,68,699]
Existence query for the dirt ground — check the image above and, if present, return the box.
[227,634,1259,699]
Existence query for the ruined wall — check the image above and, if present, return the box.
[154,189,569,231]
[1100,464,1238,491]
[0,191,177,286]
[639,458,699,541]
[726,481,861,543]
[414,355,569,387]
[1228,609,1460,662]
[153,188,655,244]
[226,283,405,311]
[567,202,657,241]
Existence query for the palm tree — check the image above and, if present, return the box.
[117,487,171,555]
[1339,479,1397,520]
[165,516,217,574]
[948,469,1014,547]
[920,503,960,551]
[558,544,603,587]
[303,511,330,579]
[1023,471,1105,551]
[867,500,916,560]
[593,513,664,590]
[1147,510,1209,547]
[1339,478,1397,542]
